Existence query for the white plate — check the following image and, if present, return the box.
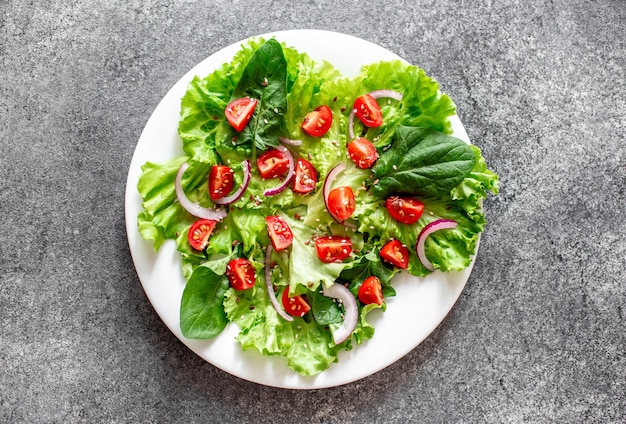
[125,29,477,389]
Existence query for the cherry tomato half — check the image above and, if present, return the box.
[301,105,333,137]
[327,186,356,221]
[187,219,217,251]
[315,235,353,263]
[208,165,234,200]
[226,258,256,291]
[380,239,409,269]
[257,149,290,179]
[266,215,294,251]
[347,137,379,169]
[358,276,384,305]
[353,94,383,127]
[281,289,311,317]
[385,196,425,224]
[292,158,317,194]
[225,97,258,132]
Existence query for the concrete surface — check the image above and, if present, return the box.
[1,0,624,422]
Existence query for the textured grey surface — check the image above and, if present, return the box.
[1,0,625,422]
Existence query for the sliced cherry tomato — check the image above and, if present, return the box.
[380,239,409,269]
[315,235,352,263]
[347,137,379,169]
[208,165,234,200]
[327,186,356,221]
[226,258,256,291]
[225,97,258,132]
[358,276,384,305]
[292,158,317,194]
[385,196,425,224]
[353,94,383,127]
[257,149,290,179]
[281,289,311,317]
[301,105,333,137]
[266,216,293,251]
[187,219,217,251]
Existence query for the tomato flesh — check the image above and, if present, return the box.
[187,219,217,251]
[347,137,379,169]
[257,149,290,179]
[327,186,356,221]
[208,165,234,200]
[385,196,425,224]
[301,105,333,137]
[315,235,352,263]
[358,276,384,305]
[281,289,311,317]
[292,158,317,194]
[353,94,383,127]
[380,239,409,269]
[225,97,258,132]
[266,215,294,251]
[226,258,256,291]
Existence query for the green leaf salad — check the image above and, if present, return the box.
[136,38,498,376]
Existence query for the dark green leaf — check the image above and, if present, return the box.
[180,267,230,338]
[340,251,397,299]
[232,39,288,150]
[369,126,476,198]
[310,290,343,326]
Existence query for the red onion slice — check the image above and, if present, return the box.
[263,145,295,196]
[264,245,293,322]
[416,219,458,271]
[212,160,251,205]
[175,162,227,221]
[279,136,303,147]
[348,108,356,140]
[368,89,403,101]
[323,282,358,345]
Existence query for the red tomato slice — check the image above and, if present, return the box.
[353,94,383,127]
[347,137,379,169]
[225,97,258,132]
[266,215,294,251]
[358,276,384,305]
[292,158,317,194]
[301,105,333,137]
[187,219,217,251]
[327,186,356,221]
[385,196,425,224]
[281,289,311,317]
[380,239,409,269]
[257,149,290,179]
[315,235,353,263]
[208,165,234,200]
[226,258,256,291]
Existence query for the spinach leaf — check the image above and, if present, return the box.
[180,266,230,339]
[368,126,476,198]
[340,251,397,300]
[232,39,287,151]
[310,289,343,326]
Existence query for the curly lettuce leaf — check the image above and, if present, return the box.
[137,157,211,250]
[355,60,457,147]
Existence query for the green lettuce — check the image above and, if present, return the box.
[135,38,499,376]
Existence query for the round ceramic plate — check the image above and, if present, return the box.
[125,29,477,389]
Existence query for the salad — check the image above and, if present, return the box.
[136,38,498,376]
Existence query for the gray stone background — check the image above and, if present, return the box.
[1,0,625,422]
